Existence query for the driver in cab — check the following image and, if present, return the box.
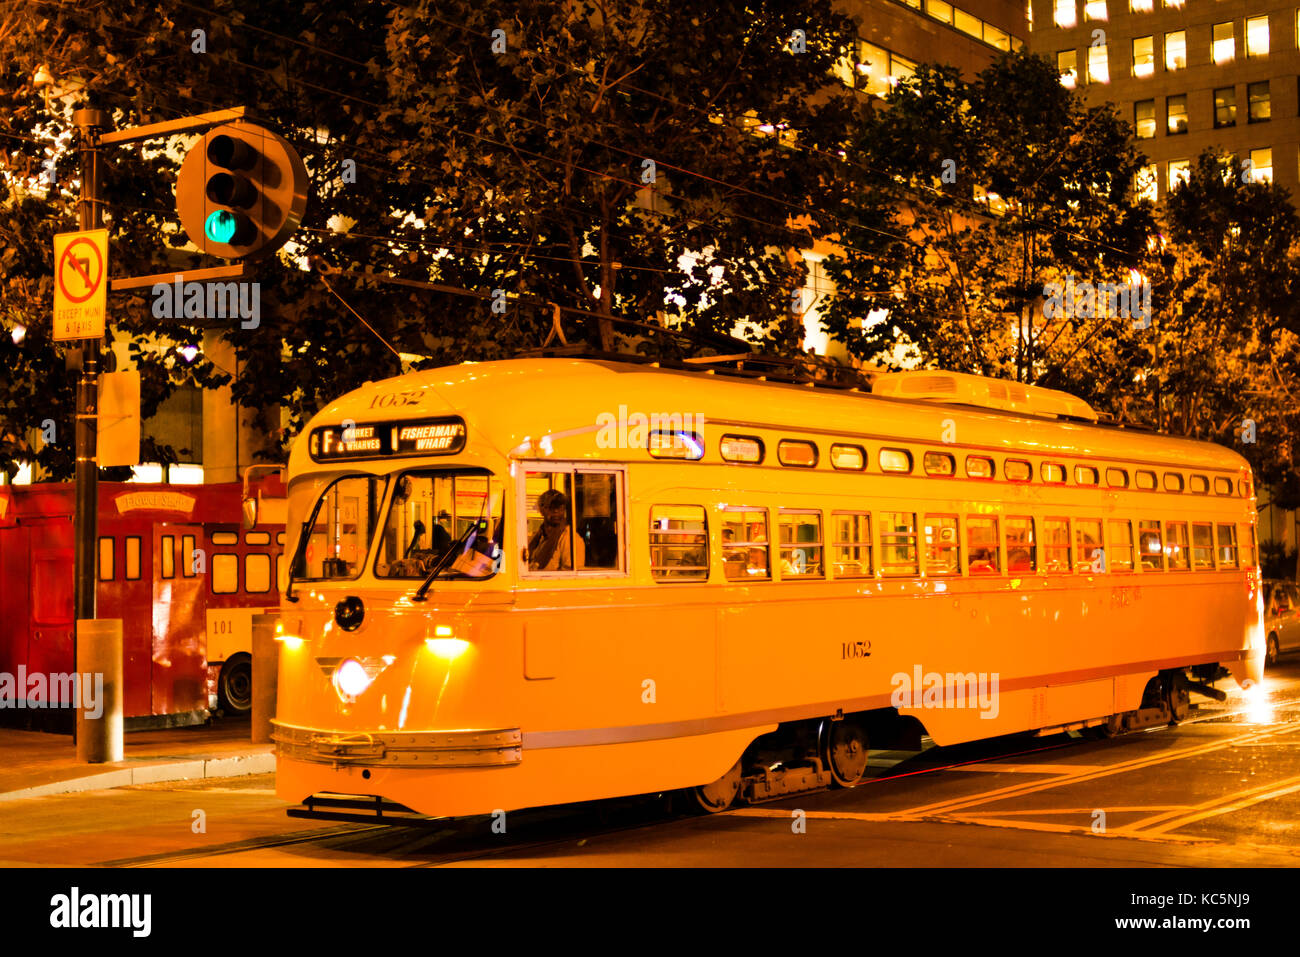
[529,488,585,571]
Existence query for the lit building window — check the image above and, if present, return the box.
[890,53,917,87]
[1058,49,1079,87]
[927,0,954,24]
[1249,81,1271,122]
[1134,99,1156,138]
[1214,86,1237,128]
[1133,36,1154,77]
[856,41,893,97]
[1084,0,1107,20]
[1246,16,1269,57]
[1088,42,1109,83]
[1129,0,1152,11]
[1165,30,1186,70]
[1250,147,1273,183]
[955,8,982,37]
[1055,0,1077,28]
[1027,0,1033,30]
[985,24,1011,49]
[1213,22,1235,65]
[1168,159,1190,191]
[1164,0,1183,7]
[1135,164,1158,203]
[1167,94,1188,134]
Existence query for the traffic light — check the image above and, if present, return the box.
[175,121,309,261]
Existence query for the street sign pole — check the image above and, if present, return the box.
[72,106,107,708]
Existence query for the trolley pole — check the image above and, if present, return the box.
[72,106,107,713]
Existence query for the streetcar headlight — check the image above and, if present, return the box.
[334,658,373,699]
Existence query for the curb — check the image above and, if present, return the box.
[0,751,276,802]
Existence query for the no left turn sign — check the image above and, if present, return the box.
[53,229,108,340]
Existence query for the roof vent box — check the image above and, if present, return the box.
[871,370,1098,422]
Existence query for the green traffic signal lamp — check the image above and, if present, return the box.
[204,209,255,246]
[175,122,309,261]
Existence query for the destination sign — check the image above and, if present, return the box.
[308,416,467,462]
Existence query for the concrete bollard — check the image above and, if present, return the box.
[251,612,280,743]
[76,619,123,764]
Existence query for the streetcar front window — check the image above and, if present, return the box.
[291,474,387,582]
[375,469,503,579]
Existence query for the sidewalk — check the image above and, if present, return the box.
[0,721,274,802]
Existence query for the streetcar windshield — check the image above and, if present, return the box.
[290,474,388,582]
[374,469,504,579]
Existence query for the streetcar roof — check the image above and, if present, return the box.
[289,359,1249,475]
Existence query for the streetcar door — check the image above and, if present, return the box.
[152,524,208,715]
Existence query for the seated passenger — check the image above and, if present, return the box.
[528,489,585,571]
[969,547,997,575]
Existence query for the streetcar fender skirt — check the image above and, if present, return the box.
[899,674,1153,747]
[275,725,774,819]
[1226,649,1264,689]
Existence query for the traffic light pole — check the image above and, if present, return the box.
[72,107,107,713]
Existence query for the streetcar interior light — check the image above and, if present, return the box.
[426,638,470,660]
[335,658,373,699]
[277,634,304,650]
[434,625,454,637]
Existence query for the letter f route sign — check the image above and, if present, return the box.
[53,229,109,341]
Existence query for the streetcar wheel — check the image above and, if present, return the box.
[1266,634,1280,668]
[691,759,743,813]
[217,654,253,715]
[820,718,869,787]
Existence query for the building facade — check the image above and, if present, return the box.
[1029,0,1300,199]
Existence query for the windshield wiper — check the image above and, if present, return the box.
[412,518,482,602]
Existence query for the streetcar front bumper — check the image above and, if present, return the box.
[272,720,522,768]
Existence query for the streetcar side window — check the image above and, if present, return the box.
[573,471,621,570]
[830,444,865,470]
[161,535,175,579]
[721,509,769,581]
[1190,522,1215,569]
[924,451,955,476]
[1042,517,1071,572]
[830,512,872,578]
[1106,468,1129,488]
[1164,472,1185,493]
[1075,519,1103,573]
[182,535,197,578]
[967,516,1000,574]
[98,537,114,581]
[966,456,994,479]
[524,469,622,574]
[924,514,960,576]
[1138,520,1164,571]
[649,505,708,582]
[125,537,142,581]
[1190,474,1209,494]
[1214,477,1233,496]
[211,531,238,545]
[1241,524,1257,566]
[245,531,271,545]
[211,554,238,594]
[778,510,823,579]
[1005,516,1036,571]
[1005,459,1032,482]
[777,441,818,468]
[1135,470,1157,490]
[1075,466,1099,487]
[1216,524,1238,568]
[246,553,272,592]
[880,448,912,473]
[1166,522,1190,570]
[1107,519,1134,571]
[1042,462,1066,484]
[879,512,918,576]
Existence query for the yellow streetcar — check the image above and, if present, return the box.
[272,358,1263,820]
